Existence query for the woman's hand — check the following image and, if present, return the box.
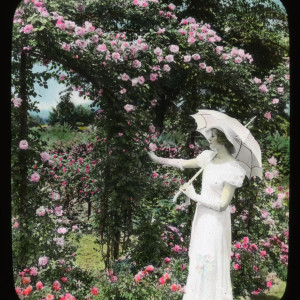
[180,183,197,199]
[148,151,158,162]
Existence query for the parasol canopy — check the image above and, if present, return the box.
[191,109,262,179]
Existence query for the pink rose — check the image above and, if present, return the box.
[260,250,267,258]
[268,156,277,166]
[21,24,33,34]
[164,257,171,264]
[192,53,200,60]
[145,265,154,272]
[272,98,279,104]
[149,143,157,152]
[259,84,268,93]
[265,171,273,180]
[30,172,40,182]
[38,256,48,266]
[253,77,262,84]
[158,276,166,285]
[124,104,135,112]
[206,66,213,73]
[165,55,174,62]
[265,187,274,195]
[19,140,29,150]
[150,73,158,81]
[188,37,196,44]
[169,45,179,53]
[183,55,191,62]
[277,87,284,93]
[233,263,241,270]
[264,112,271,120]
[36,281,43,290]
[230,205,236,213]
[96,44,107,52]
[12,97,23,107]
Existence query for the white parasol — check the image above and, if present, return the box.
[172,109,262,203]
[191,109,262,179]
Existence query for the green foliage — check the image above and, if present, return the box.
[48,91,95,128]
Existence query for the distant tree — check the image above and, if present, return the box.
[47,91,95,127]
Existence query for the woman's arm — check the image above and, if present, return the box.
[219,183,236,211]
[180,182,236,212]
[148,152,199,169]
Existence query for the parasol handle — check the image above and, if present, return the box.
[245,116,256,128]
[172,152,217,203]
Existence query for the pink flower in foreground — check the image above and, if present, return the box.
[268,156,277,166]
[260,250,267,258]
[13,222,19,228]
[96,44,107,52]
[265,187,274,195]
[165,55,174,62]
[206,66,213,73]
[230,205,236,213]
[46,293,55,300]
[259,84,268,93]
[21,24,33,34]
[265,171,273,180]
[152,172,159,178]
[91,287,99,296]
[61,43,70,51]
[261,209,269,219]
[266,281,272,288]
[145,265,155,272]
[192,53,200,60]
[277,87,284,94]
[164,257,172,264]
[173,244,181,253]
[124,104,135,112]
[149,143,157,152]
[12,97,23,107]
[159,276,166,285]
[264,112,271,120]
[169,45,179,53]
[272,98,279,104]
[57,227,68,234]
[19,140,29,150]
[134,274,141,282]
[168,3,176,10]
[253,77,261,84]
[38,256,48,266]
[36,281,43,290]
[233,263,241,270]
[30,172,40,182]
[150,73,158,81]
[188,36,196,44]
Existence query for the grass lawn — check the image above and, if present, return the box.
[69,234,106,275]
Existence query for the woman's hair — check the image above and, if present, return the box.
[211,128,235,154]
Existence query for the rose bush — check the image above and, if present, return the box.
[11,0,289,298]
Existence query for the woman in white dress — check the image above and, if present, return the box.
[149,128,246,300]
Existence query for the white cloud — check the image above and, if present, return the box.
[70,91,94,106]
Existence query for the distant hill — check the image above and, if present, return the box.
[30,110,50,124]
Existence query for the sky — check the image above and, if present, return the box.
[30,64,93,120]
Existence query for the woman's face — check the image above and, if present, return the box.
[208,129,220,150]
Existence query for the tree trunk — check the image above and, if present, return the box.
[17,51,29,269]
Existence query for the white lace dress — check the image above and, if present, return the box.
[183,150,246,300]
